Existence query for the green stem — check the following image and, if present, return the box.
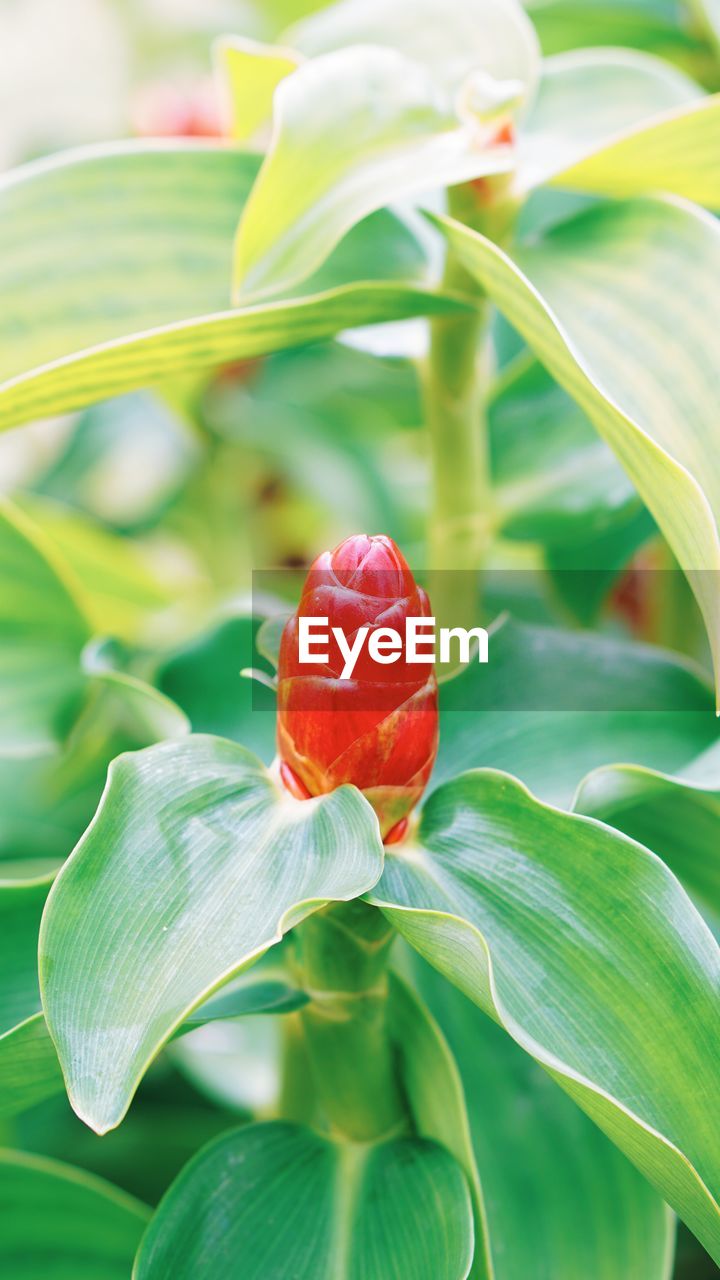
[425,259,492,633]
[423,183,516,637]
[293,900,406,1143]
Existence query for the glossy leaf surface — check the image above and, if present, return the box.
[40,736,384,1133]
[134,1121,474,1279]
[369,769,720,1261]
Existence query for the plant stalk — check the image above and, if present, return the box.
[292,900,406,1143]
[422,182,516,639]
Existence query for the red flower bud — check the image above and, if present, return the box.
[277,534,439,840]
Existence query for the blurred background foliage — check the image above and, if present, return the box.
[1,1,718,1275]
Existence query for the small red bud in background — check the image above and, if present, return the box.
[277,535,439,840]
[132,79,223,139]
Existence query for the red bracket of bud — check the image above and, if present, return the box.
[277,534,439,842]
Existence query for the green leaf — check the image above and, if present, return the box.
[574,740,720,925]
[525,0,705,71]
[232,45,515,302]
[0,502,88,752]
[40,735,384,1133]
[0,1013,63,1120]
[16,496,175,643]
[368,769,720,1262]
[434,198,720,696]
[287,0,540,97]
[156,616,277,762]
[217,36,301,144]
[415,958,675,1279]
[435,616,716,807]
[0,879,48,1035]
[490,356,643,546]
[0,142,462,431]
[0,1150,149,1278]
[133,1121,474,1279]
[517,48,720,202]
[181,954,309,1025]
[389,974,492,1278]
[0,666,188,866]
[0,872,62,1121]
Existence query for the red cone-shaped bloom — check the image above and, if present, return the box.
[277,534,438,839]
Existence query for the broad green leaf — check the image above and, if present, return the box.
[389,975,492,1279]
[134,1121,474,1279]
[575,740,720,924]
[232,46,515,302]
[0,142,461,430]
[0,495,187,864]
[0,502,88,752]
[434,199,720,697]
[0,880,48,1036]
[156,616,277,762]
[0,1150,149,1278]
[490,356,643,546]
[40,735,384,1133]
[16,496,174,643]
[216,36,301,143]
[0,667,188,865]
[287,0,540,98]
[368,770,720,1261]
[0,1013,63,1120]
[517,48,720,201]
[415,958,675,1279]
[544,91,720,205]
[0,875,63,1120]
[435,616,716,807]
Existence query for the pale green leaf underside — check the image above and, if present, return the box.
[434,199,720,696]
[133,1121,474,1280]
[368,770,720,1261]
[286,0,540,98]
[0,1150,149,1279]
[416,959,675,1280]
[216,36,301,144]
[39,736,384,1133]
[517,48,720,203]
[232,45,514,302]
[0,142,460,430]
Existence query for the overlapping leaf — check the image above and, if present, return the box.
[0,142,461,430]
[575,739,720,925]
[134,1121,474,1279]
[517,47,720,202]
[369,770,720,1262]
[433,199,720,695]
[232,45,515,302]
[217,36,301,144]
[0,1151,149,1278]
[286,0,540,96]
[415,958,675,1279]
[40,735,385,1133]
[0,502,88,752]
